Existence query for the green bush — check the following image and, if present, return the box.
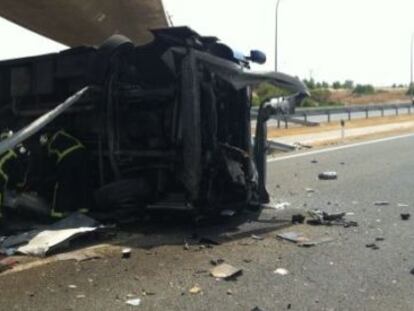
[311,88,331,103]
[255,82,290,99]
[252,82,291,106]
[300,97,319,107]
[352,84,375,95]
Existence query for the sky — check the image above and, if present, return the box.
[0,0,413,86]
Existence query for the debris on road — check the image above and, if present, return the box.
[125,298,142,306]
[0,213,100,257]
[68,284,77,289]
[305,188,315,193]
[277,232,309,244]
[271,202,291,210]
[375,237,385,242]
[183,241,192,251]
[210,263,242,280]
[318,171,338,180]
[311,160,318,164]
[410,268,414,275]
[56,246,104,262]
[307,210,358,227]
[366,243,380,250]
[374,201,390,206]
[298,236,334,248]
[141,290,156,296]
[210,258,225,266]
[398,203,409,207]
[122,248,132,259]
[277,231,333,247]
[291,214,306,224]
[251,307,266,311]
[189,285,202,295]
[251,234,264,241]
[273,268,289,276]
[0,257,17,273]
[400,213,411,221]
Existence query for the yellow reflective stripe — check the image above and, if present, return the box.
[51,210,65,218]
[50,183,62,218]
[48,131,84,163]
[57,144,83,164]
[0,150,17,183]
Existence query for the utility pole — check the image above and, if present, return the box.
[275,0,282,72]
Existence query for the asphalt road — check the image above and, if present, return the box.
[2,134,414,310]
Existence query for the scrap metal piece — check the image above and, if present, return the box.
[210,263,242,279]
[122,248,132,258]
[374,201,390,206]
[277,232,309,244]
[273,268,289,276]
[125,298,141,306]
[189,285,202,295]
[17,227,97,257]
[307,209,357,227]
[318,171,338,180]
[401,213,411,221]
[297,237,334,247]
[1,213,99,256]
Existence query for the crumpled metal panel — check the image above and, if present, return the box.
[0,0,168,46]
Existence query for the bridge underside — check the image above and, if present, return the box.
[0,0,169,46]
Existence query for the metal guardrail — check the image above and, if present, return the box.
[251,102,413,127]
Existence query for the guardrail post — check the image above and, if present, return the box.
[277,116,281,128]
[347,110,351,121]
[327,111,331,123]
[381,107,384,117]
[409,106,412,114]
[284,117,288,129]
[395,106,399,116]
[303,113,307,122]
[365,108,368,119]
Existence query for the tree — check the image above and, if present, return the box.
[353,84,375,95]
[332,81,342,89]
[343,80,354,89]
[303,78,316,90]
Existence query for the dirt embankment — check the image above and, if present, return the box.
[329,88,409,105]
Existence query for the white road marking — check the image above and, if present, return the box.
[268,132,414,163]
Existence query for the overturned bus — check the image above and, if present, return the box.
[0,27,308,217]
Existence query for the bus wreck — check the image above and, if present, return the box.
[0,27,308,218]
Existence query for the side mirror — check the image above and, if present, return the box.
[248,50,267,65]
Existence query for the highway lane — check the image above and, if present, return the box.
[265,133,414,311]
[1,134,414,310]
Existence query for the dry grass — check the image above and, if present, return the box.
[329,89,409,105]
